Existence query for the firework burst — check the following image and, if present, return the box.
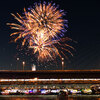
[29,36,74,62]
[7,2,67,45]
[7,2,74,62]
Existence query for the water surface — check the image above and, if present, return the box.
[0,96,100,100]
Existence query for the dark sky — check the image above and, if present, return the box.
[0,0,100,70]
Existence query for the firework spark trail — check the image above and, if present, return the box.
[7,2,67,43]
[7,2,74,62]
[29,36,74,62]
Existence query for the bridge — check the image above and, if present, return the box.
[0,70,100,84]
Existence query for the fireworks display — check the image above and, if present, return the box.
[7,2,74,62]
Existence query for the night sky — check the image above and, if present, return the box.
[0,0,100,70]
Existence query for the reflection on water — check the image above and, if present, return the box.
[68,97,100,100]
[0,97,55,100]
[0,97,100,100]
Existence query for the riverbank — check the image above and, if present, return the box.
[69,95,100,97]
[0,95,57,98]
[0,95,100,98]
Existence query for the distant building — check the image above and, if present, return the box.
[32,64,36,71]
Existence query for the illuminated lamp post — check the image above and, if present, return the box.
[62,58,64,70]
[16,58,19,70]
[22,61,25,71]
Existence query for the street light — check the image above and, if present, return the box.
[62,58,64,70]
[16,58,19,70]
[22,61,25,71]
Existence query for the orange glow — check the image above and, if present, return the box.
[7,2,74,62]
